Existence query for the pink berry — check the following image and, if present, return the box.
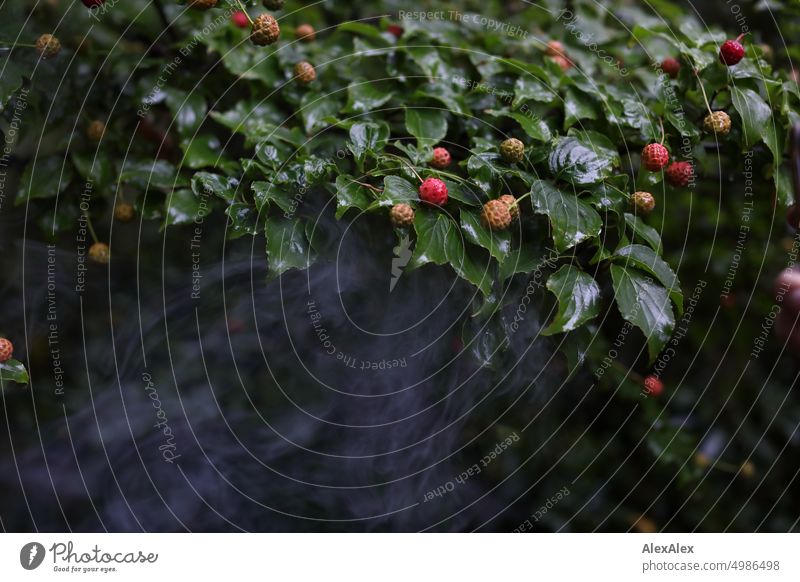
[418,178,448,206]
[641,143,670,172]
[430,147,451,169]
[232,11,249,29]
[665,161,694,187]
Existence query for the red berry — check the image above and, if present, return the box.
[418,178,448,206]
[387,24,403,38]
[231,11,249,28]
[430,147,451,169]
[720,294,736,309]
[0,338,13,363]
[643,375,664,397]
[661,57,680,78]
[720,39,745,66]
[665,161,694,187]
[641,143,669,172]
[81,0,105,6]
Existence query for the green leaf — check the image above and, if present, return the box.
[624,212,662,252]
[226,202,260,238]
[180,135,223,169]
[614,244,683,312]
[265,217,315,278]
[191,172,239,202]
[531,179,603,252]
[334,175,372,218]
[467,153,502,194]
[0,359,28,385]
[165,188,205,226]
[486,109,552,142]
[499,244,556,281]
[405,108,448,147]
[409,210,454,268]
[0,56,25,110]
[120,160,185,190]
[72,151,113,189]
[459,210,511,262]
[345,80,394,114]
[513,75,557,107]
[163,88,207,137]
[446,237,492,296]
[548,131,620,186]
[252,181,295,214]
[563,87,598,130]
[16,157,73,203]
[300,91,341,134]
[610,264,675,362]
[730,86,781,163]
[381,175,418,206]
[348,121,390,163]
[542,265,601,335]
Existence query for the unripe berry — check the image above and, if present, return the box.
[499,194,519,220]
[114,202,135,222]
[89,242,110,264]
[251,13,280,46]
[263,0,284,9]
[418,178,448,206]
[481,199,512,231]
[643,375,664,397]
[187,0,218,9]
[231,11,250,29]
[641,143,669,172]
[661,57,680,78]
[294,61,316,84]
[36,34,61,59]
[296,24,316,42]
[500,138,525,163]
[87,120,105,142]
[390,203,415,227]
[632,191,655,215]
[665,161,694,187]
[0,338,13,363]
[740,460,756,478]
[719,38,745,66]
[703,111,731,136]
[430,147,451,169]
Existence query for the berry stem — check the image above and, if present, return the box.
[658,117,665,145]
[83,212,100,245]
[351,179,382,193]
[611,360,645,384]
[229,0,255,26]
[513,192,532,205]
[693,68,714,116]
[0,41,38,48]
